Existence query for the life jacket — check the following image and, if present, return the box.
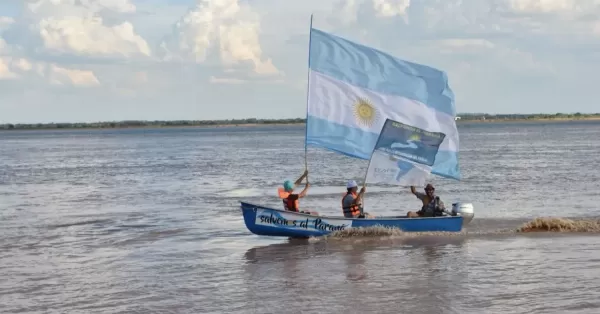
[278,188,299,212]
[341,192,362,217]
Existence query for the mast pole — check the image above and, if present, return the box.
[304,14,314,182]
[361,157,371,215]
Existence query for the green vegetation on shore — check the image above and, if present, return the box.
[0,118,305,130]
[456,112,600,121]
[1,113,599,130]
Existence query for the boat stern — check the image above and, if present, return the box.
[451,202,475,226]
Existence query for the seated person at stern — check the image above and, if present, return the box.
[406,184,447,218]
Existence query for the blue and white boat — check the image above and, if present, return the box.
[241,201,474,238]
[240,17,474,237]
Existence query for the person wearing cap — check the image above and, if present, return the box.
[341,180,371,218]
[278,170,318,215]
[406,183,446,217]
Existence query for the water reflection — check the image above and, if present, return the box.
[401,241,470,314]
[241,235,470,314]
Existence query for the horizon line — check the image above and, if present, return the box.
[1,112,600,128]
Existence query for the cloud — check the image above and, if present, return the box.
[0,1,144,87]
[501,0,597,15]
[23,0,150,58]
[1,10,101,87]
[46,64,100,87]
[372,0,411,18]
[209,76,246,84]
[437,38,495,50]
[27,0,136,14]
[36,16,150,58]
[491,0,600,40]
[0,55,100,87]
[0,58,17,79]
[1,29,18,79]
[0,16,14,30]
[158,0,281,77]
[0,36,8,53]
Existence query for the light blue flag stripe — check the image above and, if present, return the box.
[306,116,461,180]
[308,28,456,117]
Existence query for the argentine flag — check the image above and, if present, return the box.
[305,28,460,180]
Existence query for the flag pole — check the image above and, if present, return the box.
[361,157,372,216]
[304,13,314,182]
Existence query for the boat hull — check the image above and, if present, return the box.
[240,201,466,238]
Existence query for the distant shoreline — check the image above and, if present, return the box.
[1,115,599,131]
[457,117,600,123]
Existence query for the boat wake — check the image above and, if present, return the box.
[516,217,600,233]
[311,226,468,241]
[324,226,414,238]
[306,217,600,241]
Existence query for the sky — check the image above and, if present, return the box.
[0,0,599,123]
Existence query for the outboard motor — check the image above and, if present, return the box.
[451,203,475,226]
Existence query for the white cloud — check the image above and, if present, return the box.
[1,19,101,87]
[0,37,7,53]
[335,0,359,25]
[0,34,18,79]
[503,0,595,14]
[0,58,17,79]
[0,16,14,30]
[209,76,246,84]
[46,64,100,87]
[0,18,13,57]
[159,0,281,76]
[218,22,279,75]
[437,38,495,50]
[25,0,151,58]
[27,0,136,15]
[36,16,151,57]
[11,58,33,72]
[372,0,411,18]
[498,0,600,35]
[0,54,100,86]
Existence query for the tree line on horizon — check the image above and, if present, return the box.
[1,113,599,130]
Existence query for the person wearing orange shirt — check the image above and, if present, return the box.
[277,170,318,215]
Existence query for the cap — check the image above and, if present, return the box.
[283,180,294,191]
[347,180,358,188]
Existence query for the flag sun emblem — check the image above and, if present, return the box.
[409,134,421,142]
[353,97,378,127]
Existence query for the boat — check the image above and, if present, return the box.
[241,201,474,238]
[239,16,475,238]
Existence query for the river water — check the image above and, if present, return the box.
[1,121,600,314]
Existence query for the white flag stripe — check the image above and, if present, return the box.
[307,70,459,152]
[365,151,431,186]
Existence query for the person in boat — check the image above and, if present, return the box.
[278,170,319,215]
[342,180,372,218]
[406,183,447,218]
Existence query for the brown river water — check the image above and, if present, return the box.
[1,121,600,313]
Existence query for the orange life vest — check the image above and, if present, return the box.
[341,192,362,217]
[278,188,299,212]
